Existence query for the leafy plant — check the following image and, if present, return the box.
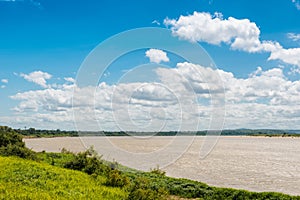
[0,127,36,160]
[128,177,168,200]
[105,169,130,188]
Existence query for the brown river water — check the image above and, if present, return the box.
[24,136,300,195]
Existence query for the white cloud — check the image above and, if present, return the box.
[145,49,170,64]
[164,12,300,68]
[12,86,74,112]
[157,62,224,95]
[287,33,300,41]
[20,71,52,88]
[268,47,300,67]
[64,77,75,83]
[1,79,8,84]
[1,85,6,89]
[164,12,264,52]
[10,63,222,131]
[8,63,300,130]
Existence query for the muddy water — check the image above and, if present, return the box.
[25,136,300,195]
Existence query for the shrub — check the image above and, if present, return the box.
[63,147,110,176]
[0,127,36,160]
[0,144,36,160]
[0,128,24,148]
[105,169,130,188]
[128,177,168,200]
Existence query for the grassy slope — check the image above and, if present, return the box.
[0,156,127,200]
[1,155,300,200]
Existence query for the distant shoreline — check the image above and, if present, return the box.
[4,125,298,138]
[22,133,300,139]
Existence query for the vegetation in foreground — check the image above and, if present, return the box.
[0,156,126,200]
[1,126,300,200]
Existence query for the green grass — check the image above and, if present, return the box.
[0,156,127,200]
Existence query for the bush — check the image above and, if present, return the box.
[128,177,168,200]
[0,144,36,160]
[105,169,130,188]
[63,147,110,175]
[0,128,24,148]
[0,127,36,160]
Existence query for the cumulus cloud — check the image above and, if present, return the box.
[164,12,265,52]
[9,62,300,130]
[20,71,52,88]
[156,62,224,96]
[145,49,170,64]
[268,47,300,67]
[164,12,300,68]
[11,63,223,131]
[221,67,300,128]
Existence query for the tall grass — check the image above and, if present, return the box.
[0,156,127,200]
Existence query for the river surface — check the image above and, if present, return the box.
[24,136,300,196]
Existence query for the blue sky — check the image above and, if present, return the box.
[1,0,300,130]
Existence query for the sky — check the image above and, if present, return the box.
[1,0,300,131]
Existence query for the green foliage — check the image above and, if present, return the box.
[0,127,36,160]
[0,156,127,200]
[0,144,36,160]
[0,127,24,147]
[105,169,130,188]
[62,147,129,188]
[63,147,110,175]
[14,127,79,137]
[36,151,76,167]
[128,177,168,200]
